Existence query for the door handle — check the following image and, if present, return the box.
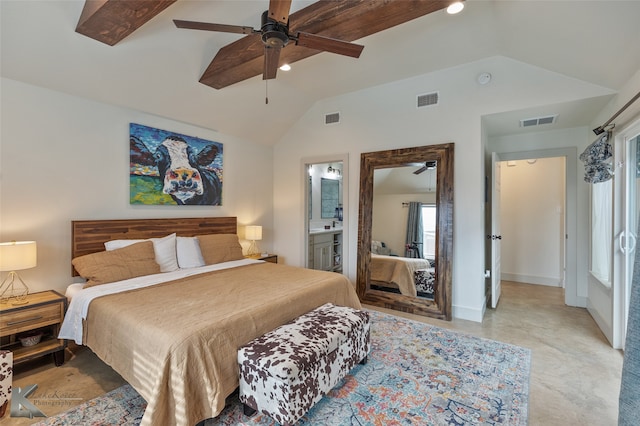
[621,231,637,254]
[619,232,625,254]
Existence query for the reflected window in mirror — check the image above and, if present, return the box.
[422,204,436,259]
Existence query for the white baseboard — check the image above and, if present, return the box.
[453,302,484,322]
[501,272,562,287]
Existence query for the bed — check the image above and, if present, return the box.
[370,254,434,298]
[59,217,361,426]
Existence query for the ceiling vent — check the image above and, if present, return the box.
[417,91,439,108]
[520,114,558,128]
[324,112,340,125]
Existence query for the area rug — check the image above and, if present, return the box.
[33,311,530,425]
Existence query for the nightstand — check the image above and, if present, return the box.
[246,254,278,264]
[0,290,67,366]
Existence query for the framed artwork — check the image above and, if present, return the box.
[129,123,223,205]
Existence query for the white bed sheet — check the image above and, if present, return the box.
[59,258,262,344]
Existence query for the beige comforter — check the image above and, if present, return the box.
[370,254,432,297]
[84,262,361,426]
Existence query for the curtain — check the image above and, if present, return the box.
[580,131,613,183]
[591,180,612,284]
[405,202,423,258]
[619,215,640,425]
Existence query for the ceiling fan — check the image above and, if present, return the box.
[174,0,364,85]
[171,1,455,90]
[75,1,456,90]
[413,161,437,175]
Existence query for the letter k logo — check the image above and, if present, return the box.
[11,384,46,418]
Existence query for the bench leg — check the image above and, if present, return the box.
[359,355,368,365]
[243,403,257,417]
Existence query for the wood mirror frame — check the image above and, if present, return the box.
[356,143,454,320]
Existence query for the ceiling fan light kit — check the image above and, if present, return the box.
[260,11,289,49]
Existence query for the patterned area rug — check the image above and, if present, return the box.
[33,311,530,425]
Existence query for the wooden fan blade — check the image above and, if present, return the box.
[295,32,363,58]
[200,33,264,89]
[268,0,292,25]
[174,20,255,35]
[263,45,282,80]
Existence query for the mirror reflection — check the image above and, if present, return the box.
[370,164,437,300]
[356,143,453,320]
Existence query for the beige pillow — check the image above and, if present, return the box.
[72,241,160,288]
[196,234,244,265]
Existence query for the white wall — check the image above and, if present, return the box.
[273,55,614,322]
[500,157,566,286]
[1,55,628,324]
[0,78,274,295]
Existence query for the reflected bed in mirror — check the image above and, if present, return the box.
[370,254,435,299]
[357,143,453,320]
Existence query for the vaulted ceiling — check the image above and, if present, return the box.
[2,1,640,145]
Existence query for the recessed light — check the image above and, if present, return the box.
[447,2,464,14]
[280,64,291,71]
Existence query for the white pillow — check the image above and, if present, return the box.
[104,233,178,272]
[176,236,205,269]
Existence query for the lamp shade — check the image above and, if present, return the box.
[0,241,37,271]
[245,226,262,241]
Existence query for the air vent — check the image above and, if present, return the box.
[520,114,558,128]
[417,92,439,108]
[324,112,340,125]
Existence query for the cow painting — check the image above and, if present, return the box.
[129,124,223,206]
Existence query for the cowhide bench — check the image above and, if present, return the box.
[238,303,370,425]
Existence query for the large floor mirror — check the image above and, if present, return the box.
[356,143,454,320]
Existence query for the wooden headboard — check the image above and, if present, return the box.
[71,217,237,276]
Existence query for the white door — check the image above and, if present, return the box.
[491,152,502,308]
[619,131,640,346]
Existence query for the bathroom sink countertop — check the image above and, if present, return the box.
[309,227,342,235]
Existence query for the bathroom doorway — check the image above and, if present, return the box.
[302,154,348,274]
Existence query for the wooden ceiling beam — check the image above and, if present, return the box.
[76,0,177,46]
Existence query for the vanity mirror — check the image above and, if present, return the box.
[356,143,454,320]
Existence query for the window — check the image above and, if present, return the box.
[421,204,436,259]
